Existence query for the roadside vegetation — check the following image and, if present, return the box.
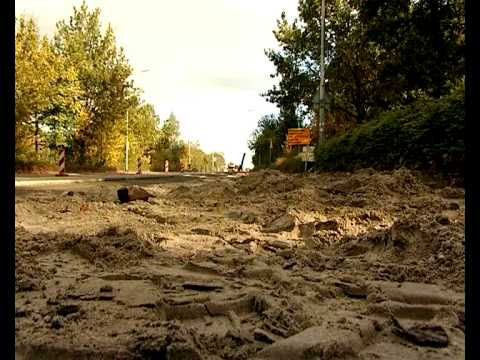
[315,85,464,178]
[249,0,464,177]
[15,1,224,173]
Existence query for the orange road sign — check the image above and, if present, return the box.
[287,128,311,146]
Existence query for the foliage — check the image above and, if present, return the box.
[261,0,464,127]
[15,157,57,173]
[150,114,225,172]
[151,141,225,172]
[151,113,181,171]
[15,4,220,173]
[251,0,464,171]
[188,147,226,173]
[354,0,465,100]
[53,1,134,166]
[124,103,161,170]
[15,16,81,156]
[248,114,285,167]
[314,86,464,177]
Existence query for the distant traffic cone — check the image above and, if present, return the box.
[56,146,67,176]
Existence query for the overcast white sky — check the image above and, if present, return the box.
[15,0,299,168]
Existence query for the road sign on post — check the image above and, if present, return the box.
[300,146,315,162]
[300,145,315,171]
[287,129,312,146]
[287,128,311,146]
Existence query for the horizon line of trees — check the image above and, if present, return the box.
[15,1,225,172]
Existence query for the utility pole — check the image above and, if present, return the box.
[188,142,191,169]
[269,138,273,163]
[125,109,129,173]
[318,0,326,145]
[124,69,149,173]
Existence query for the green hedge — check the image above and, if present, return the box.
[315,90,464,178]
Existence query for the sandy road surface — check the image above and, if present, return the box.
[15,169,464,359]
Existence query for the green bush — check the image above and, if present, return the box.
[15,157,57,173]
[315,89,464,178]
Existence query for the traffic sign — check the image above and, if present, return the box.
[300,146,315,162]
[287,128,311,146]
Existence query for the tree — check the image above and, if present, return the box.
[249,114,284,167]
[160,113,181,147]
[149,113,224,172]
[151,112,182,171]
[15,5,166,172]
[262,0,464,130]
[15,16,81,156]
[263,11,315,133]
[355,0,465,100]
[126,103,161,169]
[211,152,226,172]
[53,1,133,167]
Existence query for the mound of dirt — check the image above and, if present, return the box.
[59,226,154,269]
[236,170,302,195]
[15,169,464,359]
[169,181,238,204]
[168,185,193,198]
[325,168,430,197]
[328,214,464,290]
[16,226,58,292]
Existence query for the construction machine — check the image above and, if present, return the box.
[226,153,246,174]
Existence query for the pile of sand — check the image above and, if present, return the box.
[169,181,238,204]
[15,226,57,292]
[236,170,302,195]
[59,225,154,269]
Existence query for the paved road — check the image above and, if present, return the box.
[15,171,235,187]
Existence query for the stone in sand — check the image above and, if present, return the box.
[117,185,155,203]
[263,214,295,233]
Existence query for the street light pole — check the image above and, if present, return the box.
[124,69,150,173]
[188,142,191,169]
[269,138,273,163]
[125,109,129,172]
[318,0,326,145]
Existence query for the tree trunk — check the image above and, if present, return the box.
[34,118,39,156]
